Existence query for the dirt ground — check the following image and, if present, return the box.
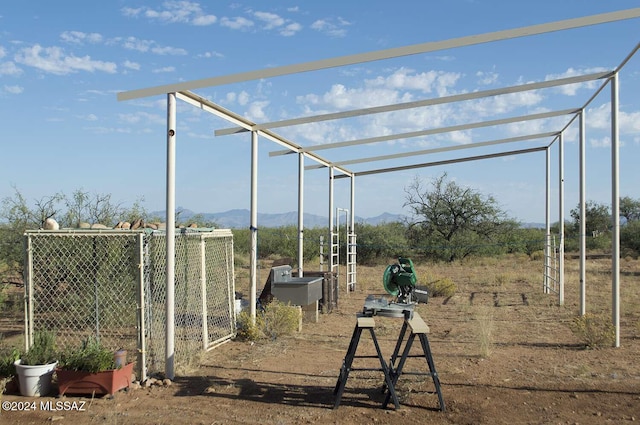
[2,257,640,424]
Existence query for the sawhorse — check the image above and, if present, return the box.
[333,316,400,409]
[383,312,445,411]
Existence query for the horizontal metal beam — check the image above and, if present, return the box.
[220,71,611,136]
[117,9,640,101]
[306,131,558,170]
[273,108,579,156]
[334,146,548,178]
[175,91,352,175]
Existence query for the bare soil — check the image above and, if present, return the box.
[2,256,640,424]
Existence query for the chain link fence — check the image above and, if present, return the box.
[24,228,236,380]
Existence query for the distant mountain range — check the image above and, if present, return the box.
[150,208,406,228]
[150,208,545,229]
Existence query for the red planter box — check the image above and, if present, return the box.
[56,363,134,396]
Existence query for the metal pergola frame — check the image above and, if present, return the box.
[118,8,640,378]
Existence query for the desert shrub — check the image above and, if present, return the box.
[569,313,615,349]
[262,300,300,340]
[236,310,265,341]
[530,250,545,261]
[0,346,20,378]
[424,277,456,298]
[236,300,300,341]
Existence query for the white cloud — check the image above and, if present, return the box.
[245,100,270,122]
[590,136,610,148]
[280,22,302,37]
[123,60,140,70]
[0,46,6,59]
[587,103,610,130]
[119,37,154,53]
[220,16,254,30]
[3,85,23,94]
[60,31,103,44]
[150,45,188,55]
[465,91,544,118]
[14,45,117,75]
[77,113,98,121]
[123,1,217,26]
[365,67,461,95]
[476,70,498,85]
[253,11,284,29]
[545,67,608,96]
[238,91,250,106]
[0,61,23,76]
[311,17,351,38]
[118,111,165,125]
[192,14,217,26]
[152,66,175,73]
[198,51,224,59]
[115,37,187,55]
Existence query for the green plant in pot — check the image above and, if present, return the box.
[14,330,58,397]
[58,337,119,373]
[57,337,133,396]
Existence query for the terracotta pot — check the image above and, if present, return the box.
[56,363,134,396]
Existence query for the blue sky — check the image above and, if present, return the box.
[1,1,639,224]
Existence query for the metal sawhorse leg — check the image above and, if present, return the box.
[383,312,445,411]
[334,316,400,409]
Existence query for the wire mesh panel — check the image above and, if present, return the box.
[25,228,236,380]
[24,230,142,358]
[143,229,236,376]
[204,232,235,347]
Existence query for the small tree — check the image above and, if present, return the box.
[404,173,514,261]
[620,196,640,223]
[0,187,147,283]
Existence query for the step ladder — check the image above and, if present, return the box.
[333,316,400,410]
[383,312,445,411]
[330,230,339,287]
[346,232,357,292]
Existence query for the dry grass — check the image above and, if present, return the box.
[233,253,640,358]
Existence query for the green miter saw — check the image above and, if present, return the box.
[383,257,419,304]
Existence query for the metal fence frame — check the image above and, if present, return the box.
[24,228,236,381]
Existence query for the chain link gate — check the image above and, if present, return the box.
[24,228,236,381]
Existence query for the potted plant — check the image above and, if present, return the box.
[56,337,133,396]
[14,330,58,396]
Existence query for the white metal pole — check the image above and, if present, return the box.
[250,131,258,324]
[579,109,587,316]
[611,73,621,347]
[328,167,334,275]
[350,174,356,290]
[200,236,209,350]
[545,147,551,294]
[137,233,147,382]
[558,132,565,306]
[165,93,176,380]
[298,153,304,278]
[350,175,355,234]
[26,235,33,348]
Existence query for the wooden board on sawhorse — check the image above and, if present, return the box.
[333,316,400,410]
[383,312,445,411]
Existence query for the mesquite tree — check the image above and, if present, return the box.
[404,172,516,261]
